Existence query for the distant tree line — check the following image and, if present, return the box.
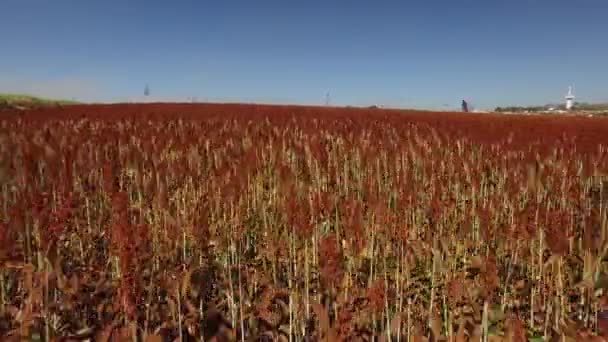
[495,102,608,113]
[571,102,608,111]
[494,105,550,113]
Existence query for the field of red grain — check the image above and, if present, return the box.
[1,103,608,341]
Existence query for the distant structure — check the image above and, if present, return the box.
[461,100,469,112]
[325,92,331,106]
[144,84,150,97]
[565,86,575,110]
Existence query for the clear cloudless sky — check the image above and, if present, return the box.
[1,0,607,109]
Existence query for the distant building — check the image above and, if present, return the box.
[565,86,575,110]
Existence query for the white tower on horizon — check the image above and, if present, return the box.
[565,86,575,110]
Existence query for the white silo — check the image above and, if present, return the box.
[565,86,575,110]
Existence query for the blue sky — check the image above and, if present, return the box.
[1,0,607,110]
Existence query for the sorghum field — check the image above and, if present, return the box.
[1,103,608,342]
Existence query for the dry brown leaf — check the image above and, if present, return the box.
[185,299,198,315]
[559,318,580,338]
[144,334,163,342]
[430,310,443,340]
[1,335,21,342]
[505,316,528,342]
[409,333,429,342]
[469,325,482,342]
[275,297,290,317]
[389,313,402,337]
[488,335,506,342]
[112,327,132,341]
[312,303,337,342]
[95,324,115,342]
[313,303,330,336]
[469,255,484,271]
[455,321,466,342]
